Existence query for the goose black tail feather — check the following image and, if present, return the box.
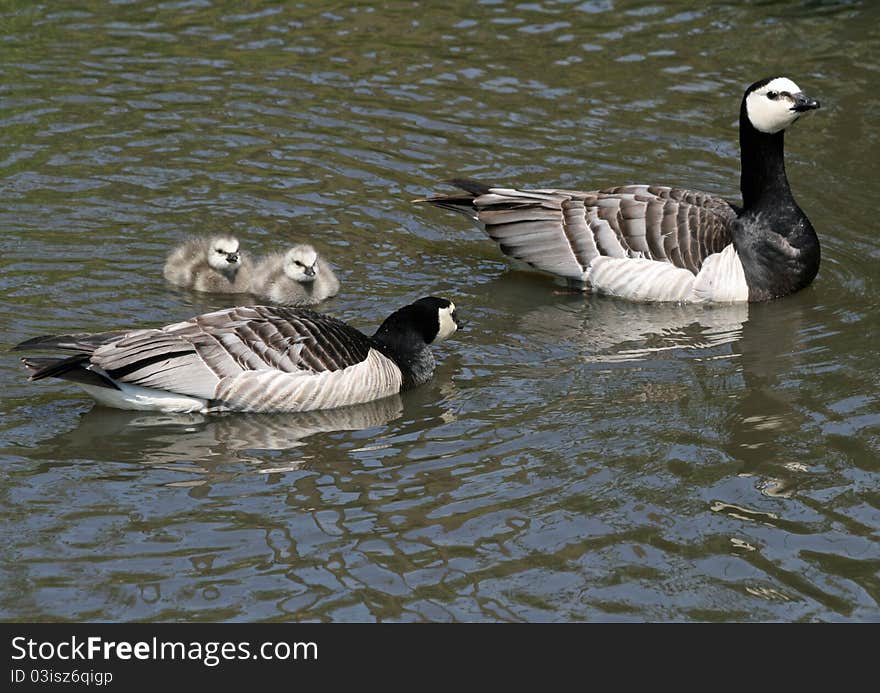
[413,178,494,218]
[444,178,493,196]
[21,355,120,390]
[12,331,125,354]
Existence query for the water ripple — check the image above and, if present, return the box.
[0,0,878,622]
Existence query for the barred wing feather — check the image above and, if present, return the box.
[428,183,738,284]
[90,306,374,401]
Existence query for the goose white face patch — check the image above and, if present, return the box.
[746,77,804,134]
[434,302,458,343]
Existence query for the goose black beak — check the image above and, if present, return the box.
[226,252,239,263]
[791,93,820,112]
[304,266,316,277]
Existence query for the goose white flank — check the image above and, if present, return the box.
[163,235,253,293]
[417,77,821,303]
[14,297,459,413]
[251,244,340,306]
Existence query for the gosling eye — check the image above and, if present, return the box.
[294,260,303,267]
[766,90,778,100]
[216,249,225,254]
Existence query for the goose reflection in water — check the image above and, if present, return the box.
[478,270,749,362]
[519,281,813,456]
[533,296,748,363]
[37,394,405,480]
[474,271,816,482]
[722,296,820,482]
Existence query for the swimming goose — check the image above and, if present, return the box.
[14,297,459,413]
[251,244,340,306]
[417,77,821,303]
[163,235,252,293]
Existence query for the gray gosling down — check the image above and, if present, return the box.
[251,244,340,306]
[163,235,252,293]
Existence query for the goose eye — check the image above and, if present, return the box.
[294,260,303,266]
[216,249,225,254]
[766,91,778,100]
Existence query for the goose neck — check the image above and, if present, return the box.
[739,120,793,211]
[371,329,434,390]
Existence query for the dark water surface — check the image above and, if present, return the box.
[1,1,878,621]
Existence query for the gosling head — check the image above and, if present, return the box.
[283,244,320,283]
[207,236,242,274]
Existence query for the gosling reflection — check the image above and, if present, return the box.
[40,395,404,472]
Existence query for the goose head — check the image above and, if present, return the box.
[374,296,459,350]
[743,76,820,135]
[430,298,459,344]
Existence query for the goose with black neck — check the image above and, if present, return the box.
[735,77,821,301]
[417,76,821,304]
[13,297,460,413]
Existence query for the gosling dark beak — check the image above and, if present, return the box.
[226,252,239,263]
[304,265,316,277]
[791,92,820,112]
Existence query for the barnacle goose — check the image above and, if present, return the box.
[251,244,340,306]
[417,77,821,303]
[14,297,459,413]
[163,235,252,293]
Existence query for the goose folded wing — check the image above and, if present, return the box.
[91,329,222,400]
[466,184,737,280]
[89,305,375,399]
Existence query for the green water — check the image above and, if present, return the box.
[1,0,878,621]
